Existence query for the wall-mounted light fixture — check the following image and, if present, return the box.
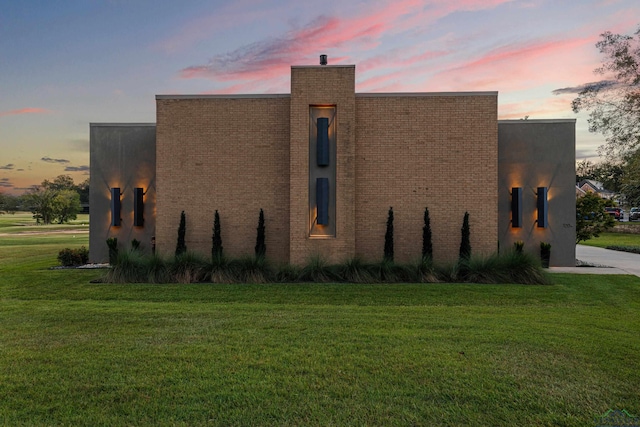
[536,187,548,228]
[133,187,144,227]
[511,187,522,228]
[317,117,329,167]
[110,188,121,226]
[316,177,329,225]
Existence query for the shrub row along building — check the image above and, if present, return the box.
[90,58,576,267]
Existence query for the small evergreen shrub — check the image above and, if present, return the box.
[228,256,270,284]
[459,212,471,262]
[212,210,223,264]
[175,211,187,256]
[255,208,266,259]
[422,207,433,260]
[540,242,551,268]
[106,237,118,265]
[131,239,141,251]
[514,241,524,253]
[57,246,89,267]
[384,207,394,262]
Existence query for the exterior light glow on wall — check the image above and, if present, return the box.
[110,188,121,226]
[134,187,144,227]
[316,177,329,225]
[511,187,522,228]
[537,187,548,228]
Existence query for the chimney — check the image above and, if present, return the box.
[320,54,327,66]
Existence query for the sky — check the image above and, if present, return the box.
[1,0,639,195]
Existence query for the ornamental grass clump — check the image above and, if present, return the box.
[141,253,170,284]
[171,251,208,284]
[298,255,335,283]
[228,256,271,284]
[333,257,374,283]
[104,249,147,283]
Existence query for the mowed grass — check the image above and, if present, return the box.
[0,211,89,234]
[1,229,639,426]
[579,231,640,249]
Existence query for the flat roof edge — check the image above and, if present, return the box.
[156,94,290,100]
[90,123,156,127]
[498,119,577,124]
[291,65,355,69]
[356,91,498,97]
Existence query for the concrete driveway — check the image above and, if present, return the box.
[549,245,640,277]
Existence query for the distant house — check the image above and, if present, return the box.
[578,180,615,199]
[576,185,587,198]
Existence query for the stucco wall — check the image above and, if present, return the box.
[155,96,291,263]
[354,93,499,263]
[89,124,156,263]
[498,120,576,267]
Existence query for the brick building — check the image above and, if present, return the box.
[90,61,576,267]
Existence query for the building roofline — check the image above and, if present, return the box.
[498,119,577,124]
[356,91,498,97]
[90,123,156,127]
[156,94,290,100]
[291,65,356,69]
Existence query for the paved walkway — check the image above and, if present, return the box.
[549,244,640,277]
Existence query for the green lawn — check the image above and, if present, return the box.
[579,231,640,249]
[1,230,639,426]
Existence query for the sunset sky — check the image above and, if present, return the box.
[1,0,639,195]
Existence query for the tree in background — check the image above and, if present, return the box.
[22,174,84,224]
[0,193,20,214]
[422,207,433,260]
[24,187,57,224]
[459,212,471,262]
[576,192,616,243]
[622,149,640,206]
[255,208,266,259]
[383,207,394,262]
[570,25,640,159]
[175,211,187,256]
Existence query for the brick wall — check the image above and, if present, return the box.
[354,94,499,263]
[155,96,291,263]
[289,66,356,265]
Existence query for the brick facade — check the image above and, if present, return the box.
[155,96,291,263]
[153,67,498,265]
[355,94,498,263]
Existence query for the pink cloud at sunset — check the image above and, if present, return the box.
[177,0,515,93]
[0,108,50,118]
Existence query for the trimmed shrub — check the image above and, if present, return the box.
[255,208,266,259]
[384,207,394,262]
[422,207,433,260]
[57,246,89,267]
[212,210,223,264]
[459,211,471,262]
[540,242,551,268]
[106,237,118,265]
[514,241,524,253]
[175,211,187,256]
